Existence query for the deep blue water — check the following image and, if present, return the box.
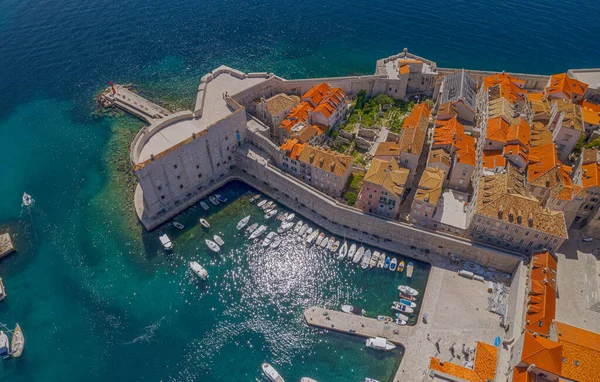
[0,0,599,381]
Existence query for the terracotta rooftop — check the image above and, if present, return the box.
[298,145,353,177]
[475,163,567,238]
[528,93,551,121]
[455,133,476,166]
[312,87,347,118]
[488,97,518,125]
[414,166,445,204]
[529,121,554,147]
[363,158,409,197]
[280,102,312,133]
[482,150,507,170]
[429,341,498,382]
[428,148,451,169]
[486,117,510,143]
[436,102,458,120]
[503,144,529,164]
[280,139,306,160]
[551,99,584,132]
[262,93,300,116]
[581,161,600,189]
[581,147,599,165]
[295,124,321,143]
[582,107,600,126]
[484,73,527,104]
[398,103,431,156]
[374,142,401,157]
[519,331,563,375]
[526,251,557,336]
[582,100,600,113]
[507,118,531,147]
[545,73,588,100]
[528,143,578,201]
[302,83,330,107]
[554,322,600,382]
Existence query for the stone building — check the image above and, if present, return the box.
[357,158,409,219]
[410,167,445,228]
[254,93,300,137]
[435,69,477,124]
[572,148,600,228]
[397,103,431,182]
[581,100,600,137]
[296,145,354,197]
[548,99,584,163]
[544,72,588,103]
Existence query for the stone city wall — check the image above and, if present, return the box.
[438,68,550,91]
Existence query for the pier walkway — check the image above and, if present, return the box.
[304,306,409,345]
[99,84,171,124]
[0,233,15,259]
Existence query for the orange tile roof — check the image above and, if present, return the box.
[302,83,330,107]
[486,117,510,143]
[507,118,531,147]
[520,331,563,375]
[298,145,353,176]
[437,102,458,120]
[280,138,298,152]
[582,100,600,113]
[581,161,600,189]
[399,64,410,75]
[398,103,431,155]
[582,108,600,126]
[363,158,409,196]
[312,87,347,118]
[484,73,527,103]
[433,117,465,146]
[429,341,498,382]
[280,102,312,133]
[374,142,401,157]
[554,322,600,382]
[545,73,588,100]
[525,251,557,336]
[503,144,529,163]
[280,139,306,160]
[482,150,507,170]
[527,143,579,201]
[456,134,476,166]
[512,366,534,382]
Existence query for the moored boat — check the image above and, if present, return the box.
[213,235,224,246]
[22,192,34,207]
[246,223,259,235]
[159,233,173,251]
[262,201,274,210]
[383,257,390,269]
[395,313,409,321]
[389,258,398,272]
[377,315,393,322]
[397,285,419,296]
[237,215,250,230]
[257,199,267,208]
[406,262,414,278]
[365,378,380,382]
[200,201,210,210]
[262,232,277,247]
[353,246,365,263]
[215,193,227,203]
[250,194,261,203]
[200,218,210,229]
[262,362,285,382]
[337,241,348,260]
[399,299,417,308]
[391,301,414,314]
[315,233,325,246]
[370,251,380,268]
[300,378,318,382]
[285,213,295,222]
[377,253,386,268]
[326,237,335,250]
[365,337,396,351]
[331,240,340,252]
[341,305,365,316]
[270,236,283,249]
[293,220,303,233]
[249,225,267,239]
[264,209,278,219]
[398,260,405,273]
[0,278,5,301]
[205,239,220,253]
[299,224,309,236]
[361,250,372,269]
[319,236,329,248]
[347,244,357,261]
[208,195,219,205]
[277,221,294,233]
[395,318,408,326]
[277,212,288,221]
[189,261,209,281]
[10,324,24,358]
[0,331,9,360]
[399,293,417,302]
[172,221,184,230]
[305,229,318,245]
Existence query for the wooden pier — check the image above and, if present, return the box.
[303,306,410,346]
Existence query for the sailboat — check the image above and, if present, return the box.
[10,324,24,358]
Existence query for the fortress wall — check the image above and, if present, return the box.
[438,68,550,91]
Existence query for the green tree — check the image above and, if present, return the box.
[343,191,358,206]
[585,137,600,150]
[355,89,367,110]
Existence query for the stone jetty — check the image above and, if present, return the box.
[0,233,15,259]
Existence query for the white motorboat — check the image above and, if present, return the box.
[10,324,24,358]
[341,305,365,316]
[209,195,219,205]
[319,236,329,248]
[215,193,227,203]
[389,257,398,271]
[391,301,414,314]
[262,363,284,382]
[213,235,224,246]
[406,262,414,278]
[399,299,417,308]
[326,237,335,250]
[262,201,274,210]
[370,251,380,268]
[237,215,250,230]
[257,200,267,208]
[395,313,409,321]
[264,209,278,219]
[172,221,184,230]
[250,194,261,203]
[277,221,294,233]
[397,285,419,296]
[315,233,325,246]
[249,225,267,239]
[22,192,34,207]
[299,224,309,236]
[395,318,408,326]
[331,240,340,252]
[377,253,386,268]
[159,233,173,251]
[361,250,372,269]
[205,239,220,253]
[0,331,9,360]
[337,241,348,260]
[246,223,259,235]
[200,201,210,210]
[353,246,365,263]
[277,212,288,221]
[262,232,277,247]
[189,261,208,281]
[303,227,314,239]
[305,229,318,245]
[377,315,393,323]
[0,278,5,301]
[200,218,210,229]
[270,236,283,249]
[365,379,380,382]
[365,337,396,351]
[285,213,295,222]
[347,244,357,261]
[300,378,318,382]
[293,220,303,233]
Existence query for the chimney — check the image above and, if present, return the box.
[528,212,534,227]
[498,204,504,219]
[517,210,523,224]
[309,153,315,163]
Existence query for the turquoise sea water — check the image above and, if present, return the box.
[1,0,599,381]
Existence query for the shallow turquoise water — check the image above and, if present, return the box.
[1,0,599,380]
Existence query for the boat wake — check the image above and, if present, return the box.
[124,317,165,344]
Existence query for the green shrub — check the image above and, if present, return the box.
[343,191,358,206]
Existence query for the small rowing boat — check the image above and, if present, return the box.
[406,262,414,278]
[208,195,219,205]
[237,215,250,230]
[250,194,261,203]
[172,221,184,230]
[200,218,210,229]
[213,235,224,246]
[22,192,34,207]
[389,258,397,272]
[205,239,220,253]
[200,201,210,210]
[189,261,208,281]
[361,250,372,269]
[215,193,227,203]
[398,260,405,273]
[249,225,267,239]
[353,246,364,263]
[377,315,393,323]
[399,293,417,302]
[337,241,348,260]
[246,223,259,235]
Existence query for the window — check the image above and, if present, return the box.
[173,164,178,169]
[179,184,184,189]
[198,174,202,178]
[161,195,165,199]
